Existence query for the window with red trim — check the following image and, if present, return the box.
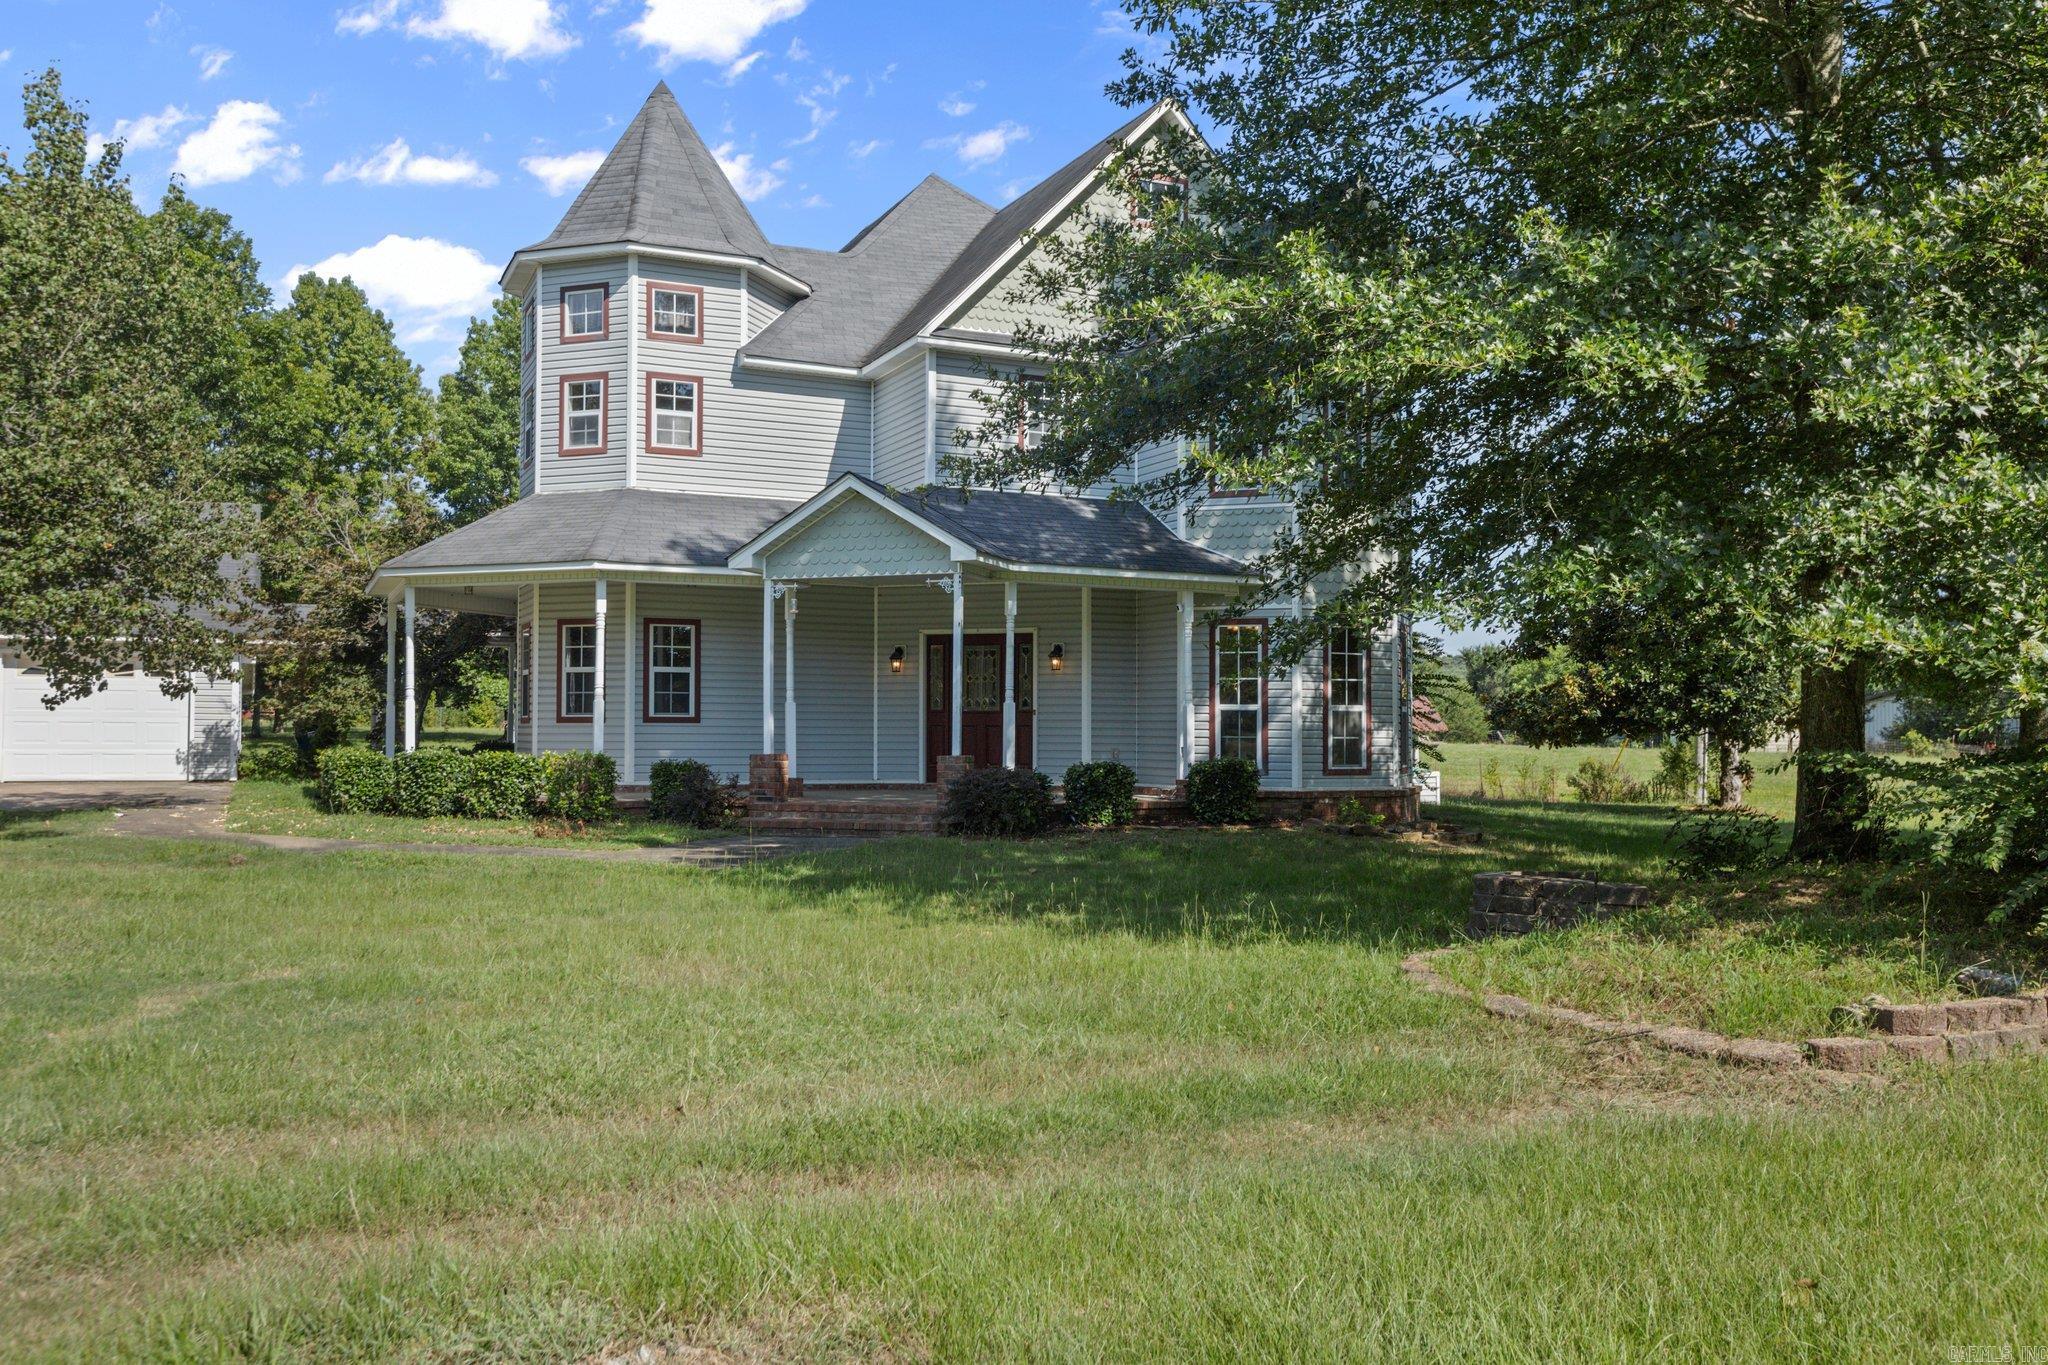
[646,281,703,342]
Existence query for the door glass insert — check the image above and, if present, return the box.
[963,644,1001,710]
[927,643,946,711]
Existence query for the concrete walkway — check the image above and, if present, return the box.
[0,782,861,867]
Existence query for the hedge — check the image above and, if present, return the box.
[312,746,612,823]
[945,767,1055,837]
[648,758,742,829]
[544,751,617,822]
[462,750,545,819]
[315,748,396,814]
[392,748,467,817]
[1063,760,1137,827]
[238,743,305,783]
[1186,755,1261,824]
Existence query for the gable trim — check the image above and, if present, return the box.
[727,474,978,571]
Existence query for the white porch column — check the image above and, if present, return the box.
[503,624,517,744]
[783,585,799,775]
[384,596,397,758]
[402,585,417,754]
[622,581,636,783]
[1002,581,1018,769]
[1080,586,1093,764]
[1290,593,1305,789]
[950,570,965,755]
[591,579,608,757]
[761,577,777,754]
[1176,589,1194,779]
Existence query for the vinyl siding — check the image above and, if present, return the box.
[762,497,954,580]
[871,355,928,488]
[536,259,629,491]
[187,671,240,780]
[932,351,1125,496]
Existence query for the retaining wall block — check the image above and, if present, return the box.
[1806,1037,1887,1072]
[1884,1034,1948,1062]
[1874,1003,1949,1037]
[1948,1030,2007,1062]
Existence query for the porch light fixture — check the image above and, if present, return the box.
[889,645,906,673]
[1048,644,1065,672]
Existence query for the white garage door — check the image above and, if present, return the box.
[2,659,189,781]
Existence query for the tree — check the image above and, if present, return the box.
[0,70,255,702]
[972,0,2048,860]
[429,295,523,526]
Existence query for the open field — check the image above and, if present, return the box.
[1432,740,1800,817]
[6,800,2048,1359]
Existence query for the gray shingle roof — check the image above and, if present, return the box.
[521,83,780,266]
[379,489,800,572]
[870,479,1244,578]
[741,176,993,370]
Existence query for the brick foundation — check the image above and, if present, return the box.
[1254,788,1420,823]
[748,753,789,801]
[934,753,974,793]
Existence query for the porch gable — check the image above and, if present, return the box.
[759,495,956,581]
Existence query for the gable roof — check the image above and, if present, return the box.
[740,176,994,371]
[520,82,779,267]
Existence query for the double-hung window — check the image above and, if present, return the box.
[560,375,606,454]
[522,301,535,359]
[643,620,699,721]
[1015,375,1050,451]
[521,388,535,465]
[1324,628,1370,772]
[647,282,703,342]
[1213,621,1265,767]
[518,627,533,720]
[558,621,597,721]
[560,284,608,341]
[647,374,702,455]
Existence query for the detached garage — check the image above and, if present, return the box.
[0,649,241,782]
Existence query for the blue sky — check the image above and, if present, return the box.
[3,0,1160,375]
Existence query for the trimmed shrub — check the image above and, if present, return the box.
[1063,760,1137,828]
[238,743,304,783]
[315,748,395,814]
[945,767,1055,837]
[544,751,617,822]
[1186,755,1260,824]
[648,759,742,829]
[392,748,467,818]
[461,750,545,820]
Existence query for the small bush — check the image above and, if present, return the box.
[1334,795,1385,828]
[238,743,304,783]
[946,767,1055,837]
[1666,806,1783,878]
[1063,760,1137,827]
[1186,755,1260,824]
[648,759,743,829]
[544,751,617,822]
[392,748,467,817]
[315,748,395,814]
[461,750,545,819]
[1567,757,1649,804]
[1652,740,1702,803]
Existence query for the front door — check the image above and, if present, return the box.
[925,634,1034,781]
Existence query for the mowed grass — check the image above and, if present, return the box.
[6,804,2048,1359]
[1434,740,1800,817]
[227,779,722,850]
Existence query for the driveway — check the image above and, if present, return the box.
[0,782,230,836]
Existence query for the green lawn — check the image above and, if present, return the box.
[227,779,723,850]
[1433,739,1800,816]
[6,801,2048,1359]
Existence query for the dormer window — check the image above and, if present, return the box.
[1131,175,1188,229]
[560,374,608,454]
[647,373,702,456]
[646,281,704,342]
[560,284,609,342]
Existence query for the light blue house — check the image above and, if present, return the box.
[370,85,1416,816]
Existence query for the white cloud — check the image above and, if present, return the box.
[939,81,983,118]
[927,120,1029,169]
[171,101,299,186]
[88,104,192,160]
[787,68,847,146]
[786,36,808,60]
[0,50,11,63]
[281,234,498,335]
[407,0,576,59]
[711,142,785,201]
[800,192,827,208]
[336,0,400,35]
[326,137,497,187]
[191,45,233,80]
[847,137,886,160]
[718,49,766,83]
[520,148,604,195]
[624,0,806,67]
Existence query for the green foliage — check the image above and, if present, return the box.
[1666,807,1784,880]
[237,743,304,783]
[543,751,617,823]
[944,767,1056,837]
[1186,756,1261,824]
[648,759,742,829]
[428,295,524,526]
[391,748,466,818]
[1567,758,1647,806]
[1063,760,1138,827]
[0,70,255,701]
[1333,796,1384,828]
[1653,742,1701,804]
[314,747,395,814]
[1857,753,2048,931]
[460,751,545,820]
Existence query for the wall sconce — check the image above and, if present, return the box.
[889,645,906,673]
[1048,644,1065,672]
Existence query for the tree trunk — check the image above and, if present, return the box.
[2018,704,2048,755]
[1717,735,1743,808]
[1792,659,1876,860]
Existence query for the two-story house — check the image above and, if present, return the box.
[369,83,1416,816]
